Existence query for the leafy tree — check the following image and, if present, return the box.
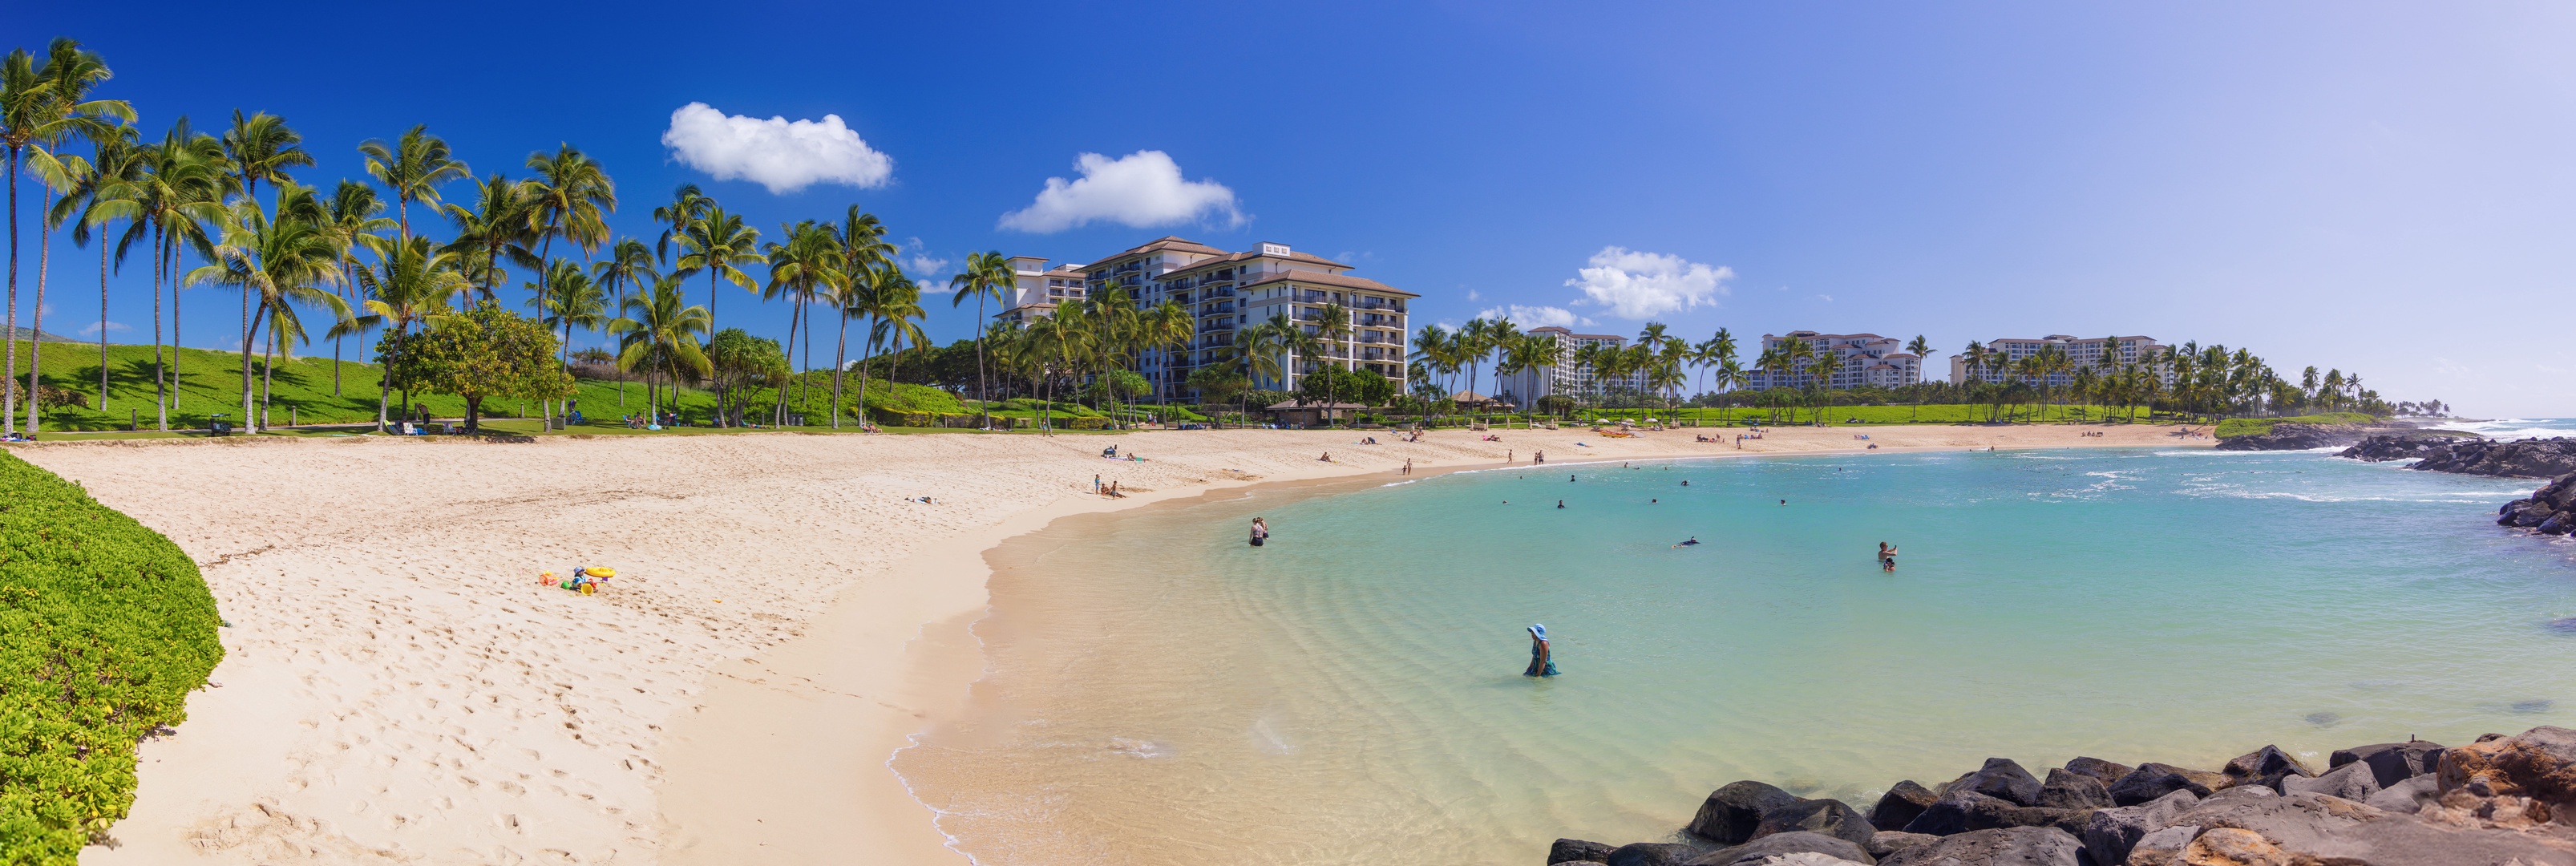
[706,327,786,420]
[390,301,572,431]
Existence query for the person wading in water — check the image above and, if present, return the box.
[1250,517,1269,547]
[1524,624,1560,677]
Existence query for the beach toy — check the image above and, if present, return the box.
[584,566,616,579]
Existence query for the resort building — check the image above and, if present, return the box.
[1491,326,1640,406]
[1059,237,1414,399]
[989,256,1090,325]
[1743,331,1923,390]
[1946,334,2173,386]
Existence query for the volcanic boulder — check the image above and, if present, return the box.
[1688,781,1805,845]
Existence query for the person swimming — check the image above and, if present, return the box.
[1524,624,1559,677]
[1556,500,1566,508]
[1681,480,1688,486]
[1673,536,1700,548]
[1878,541,1899,571]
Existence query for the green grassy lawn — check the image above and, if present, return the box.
[5,341,722,431]
[2212,411,2380,439]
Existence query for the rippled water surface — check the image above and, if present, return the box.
[896,432,2576,866]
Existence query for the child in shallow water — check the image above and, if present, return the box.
[1524,624,1559,677]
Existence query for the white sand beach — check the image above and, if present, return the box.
[18,423,2201,864]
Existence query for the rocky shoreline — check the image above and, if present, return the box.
[2341,435,2576,479]
[1547,726,2576,866]
[2214,422,2426,451]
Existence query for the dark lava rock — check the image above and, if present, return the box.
[2106,762,2225,805]
[2280,760,2380,801]
[2167,788,2576,865]
[1687,781,1804,845]
[1876,826,2081,866]
[2331,740,2447,788]
[1680,831,1873,866]
[2355,435,2576,478]
[2339,431,2475,461]
[2060,757,2133,787]
[1947,757,2045,807]
[2081,789,2198,866]
[1900,790,2085,836]
[1605,841,1699,866]
[2221,744,2315,791]
[2364,775,2441,815]
[1552,839,1618,864]
[2497,473,2576,538]
[1869,781,1939,832]
[1753,799,1874,848]
[1863,832,1935,859]
[2036,768,2112,810]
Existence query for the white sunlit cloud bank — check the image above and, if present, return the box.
[661,102,894,195]
[1566,246,1731,319]
[1000,151,1242,233]
[1476,305,1587,329]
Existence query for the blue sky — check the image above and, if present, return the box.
[7,2,2571,415]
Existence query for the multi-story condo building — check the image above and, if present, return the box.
[1947,334,2172,386]
[1743,331,1923,390]
[991,256,1090,325]
[1007,237,1413,400]
[1491,326,1640,406]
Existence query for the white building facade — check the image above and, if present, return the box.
[1007,237,1413,400]
[1491,326,1640,406]
[1947,334,2172,386]
[991,256,1089,325]
[1744,331,1923,390]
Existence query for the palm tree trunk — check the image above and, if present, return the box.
[97,233,108,411]
[831,310,847,428]
[377,325,394,433]
[26,188,52,436]
[974,293,989,429]
[707,270,723,426]
[152,226,165,431]
[241,291,257,434]
[6,148,20,437]
[774,296,801,426]
[261,325,276,430]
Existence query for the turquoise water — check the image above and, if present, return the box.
[897,430,2576,866]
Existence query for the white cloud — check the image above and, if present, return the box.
[907,254,951,278]
[661,102,894,195]
[999,151,1241,233]
[76,320,130,336]
[1465,289,1482,301]
[1477,304,1587,329]
[1565,246,1731,319]
[1815,293,1834,303]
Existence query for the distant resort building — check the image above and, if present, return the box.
[993,257,1090,325]
[1003,237,1414,401]
[1492,326,1641,407]
[1745,331,1923,390]
[1946,334,2172,386]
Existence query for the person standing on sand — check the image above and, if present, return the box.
[1524,624,1560,677]
[1250,517,1269,547]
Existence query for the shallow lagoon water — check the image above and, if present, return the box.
[896,435,2576,866]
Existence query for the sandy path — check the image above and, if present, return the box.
[15,422,2202,864]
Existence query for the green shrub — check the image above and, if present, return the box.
[0,451,223,863]
[1068,416,1111,430]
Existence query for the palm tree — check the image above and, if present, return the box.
[609,274,711,421]
[761,220,843,425]
[186,192,347,432]
[1309,301,1353,423]
[1142,298,1195,423]
[948,249,1011,427]
[843,261,902,426]
[358,124,467,242]
[1905,334,1932,420]
[652,184,709,265]
[219,111,316,428]
[1409,323,1454,423]
[110,119,229,431]
[318,180,392,395]
[591,238,657,407]
[59,123,139,410]
[1711,357,1745,426]
[528,258,606,378]
[4,39,131,435]
[359,237,467,430]
[1228,318,1283,427]
[671,206,758,423]
[442,172,536,297]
